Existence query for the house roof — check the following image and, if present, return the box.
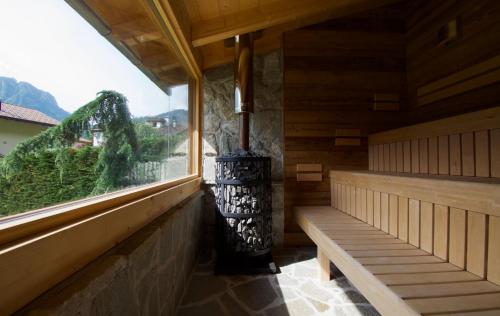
[0,102,59,126]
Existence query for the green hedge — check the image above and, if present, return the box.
[0,146,100,216]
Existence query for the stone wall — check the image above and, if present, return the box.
[202,50,284,246]
[20,192,204,316]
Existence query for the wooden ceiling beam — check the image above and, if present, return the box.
[191,0,403,47]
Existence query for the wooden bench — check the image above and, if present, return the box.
[295,170,500,315]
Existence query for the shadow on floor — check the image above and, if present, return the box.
[177,247,379,316]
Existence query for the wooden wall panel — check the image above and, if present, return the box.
[411,139,419,173]
[418,138,428,174]
[433,204,449,260]
[374,191,381,229]
[403,141,411,173]
[467,211,487,278]
[449,134,462,176]
[389,194,398,237]
[406,0,500,123]
[283,6,407,239]
[449,208,466,268]
[367,189,374,225]
[408,199,420,247]
[475,130,490,177]
[396,142,404,172]
[428,136,438,175]
[420,201,433,253]
[398,197,409,242]
[462,132,475,177]
[438,135,449,175]
[361,188,367,222]
[491,129,500,177]
[389,143,397,172]
[488,216,500,285]
[381,192,389,233]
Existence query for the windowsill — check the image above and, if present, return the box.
[0,176,201,315]
[0,175,198,246]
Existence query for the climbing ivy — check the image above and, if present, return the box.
[0,91,139,215]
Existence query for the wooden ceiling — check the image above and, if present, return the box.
[73,0,405,88]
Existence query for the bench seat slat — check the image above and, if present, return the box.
[390,281,500,299]
[407,293,500,314]
[334,239,406,245]
[357,256,444,265]
[366,263,462,274]
[347,249,430,257]
[341,243,416,250]
[379,271,482,285]
[295,206,500,315]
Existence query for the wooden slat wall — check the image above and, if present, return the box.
[368,107,500,179]
[331,170,500,286]
[406,0,500,123]
[283,5,408,243]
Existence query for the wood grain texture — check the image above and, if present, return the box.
[467,211,487,278]
[403,140,411,173]
[428,136,438,175]
[389,194,399,237]
[462,132,475,177]
[488,216,500,285]
[283,11,407,238]
[438,135,449,175]
[420,201,434,253]
[418,138,428,174]
[374,191,381,229]
[367,190,374,225]
[408,199,420,247]
[381,192,389,233]
[390,142,397,172]
[491,129,500,177]
[411,139,419,173]
[450,134,462,176]
[398,197,409,242]
[331,170,500,217]
[433,204,449,260]
[475,130,490,177]
[449,207,466,268]
[396,141,404,172]
[383,143,390,172]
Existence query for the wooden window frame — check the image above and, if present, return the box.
[0,2,204,314]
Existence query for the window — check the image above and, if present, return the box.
[0,1,197,218]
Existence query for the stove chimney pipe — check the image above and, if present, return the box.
[234,33,254,152]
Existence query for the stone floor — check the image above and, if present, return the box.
[177,247,379,316]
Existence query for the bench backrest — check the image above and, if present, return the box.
[368,106,500,178]
[330,170,500,286]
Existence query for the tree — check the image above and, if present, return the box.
[1,91,138,194]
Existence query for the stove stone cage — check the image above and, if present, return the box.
[215,153,272,256]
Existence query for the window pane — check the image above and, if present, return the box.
[0,1,193,217]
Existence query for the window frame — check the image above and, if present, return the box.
[0,1,203,314]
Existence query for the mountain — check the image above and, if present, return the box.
[0,77,70,121]
[133,109,189,125]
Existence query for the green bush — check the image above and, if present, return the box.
[0,147,100,216]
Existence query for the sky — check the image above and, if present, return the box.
[0,0,188,117]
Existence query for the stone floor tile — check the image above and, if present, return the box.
[218,293,251,316]
[231,278,278,311]
[264,299,314,316]
[177,300,226,316]
[293,264,316,279]
[178,247,377,316]
[273,273,299,287]
[332,305,380,316]
[181,275,227,304]
[307,297,330,313]
[299,281,333,302]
